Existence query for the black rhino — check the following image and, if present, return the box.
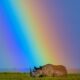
[30,64,67,77]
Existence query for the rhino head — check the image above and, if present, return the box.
[30,66,43,77]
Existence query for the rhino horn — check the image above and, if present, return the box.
[30,68,32,76]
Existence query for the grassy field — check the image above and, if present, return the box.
[0,72,80,80]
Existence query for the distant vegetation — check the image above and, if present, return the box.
[0,72,80,80]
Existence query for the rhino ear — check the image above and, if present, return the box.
[34,66,38,70]
[39,66,42,69]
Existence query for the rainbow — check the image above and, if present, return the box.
[0,0,80,70]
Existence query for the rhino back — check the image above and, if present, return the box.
[53,65,67,76]
[42,64,54,77]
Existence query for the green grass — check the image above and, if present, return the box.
[0,72,80,80]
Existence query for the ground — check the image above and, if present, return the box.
[0,72,80,80]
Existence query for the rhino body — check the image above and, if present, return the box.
[30,64,67,77]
